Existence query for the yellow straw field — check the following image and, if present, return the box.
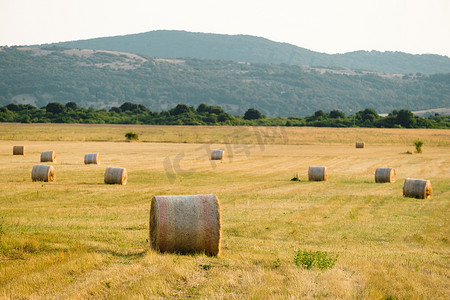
[0,124,449,299]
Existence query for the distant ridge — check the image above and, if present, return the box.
[43,30,450,74]
[1,46,449,116]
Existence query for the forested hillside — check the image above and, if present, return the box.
[1,47,449,117]
[44,30,450,74]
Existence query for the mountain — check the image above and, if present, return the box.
[42,30,450,75]
[1,46,449,117]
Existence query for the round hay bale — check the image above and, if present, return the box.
[211,150,224,160]
[84,153,100,165]
[308,166,328,181]
[13,146,25,155]
[104,167,127,185]
[40,151,56,162]
[403,178,432,199]
[375,168,396,183]
[150,194,222,256]
[31,165,55,182]
[355,142,365,148]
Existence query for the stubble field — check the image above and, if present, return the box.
[0,124,449,299]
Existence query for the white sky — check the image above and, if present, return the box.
[1,0,449,57]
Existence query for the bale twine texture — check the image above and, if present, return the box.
[355,142,365,148]
[104,167,127,185]
[84,153,100,165]
[403,178,432,199]
[40,151,56,162]
[308,166,328,181]
[375,168,396,183]
[13,146,25,155]
[31,165,55,182]
[211,150,224,160]
[150,194,222,256]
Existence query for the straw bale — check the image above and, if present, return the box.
[84,153,100,165]
[13,146,25,155]
[308,166,328,181]
[31,164,55,182]
[150,194,222,256]
[40,151,56,162]
[211,150,224,160]
[104,167,127,185]
[403,178,432,199]
[375,167,396,183]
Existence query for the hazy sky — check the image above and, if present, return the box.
[1,0,449,57]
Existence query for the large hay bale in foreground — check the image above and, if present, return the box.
[211,150,224,160]
[13,146,25,155]
[150,194,222,256]
[375,167,396,183]
[31,165,55,182]
[40,151,56,162]
[403,178,432,199]
[84,153,100,165]
[308,166,328,181]
[104,167,127,185]
[355,142,365,148]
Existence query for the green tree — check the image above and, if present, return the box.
[6,104,20,112]
[109,107,122,113]
[20,115,31,123]
[357,108,379,123]
[0,107,15,122]
[314,110,326,118]
[45,102,65,114]
[217,113,232,122]
[120,102,136,112]
[396,109,416,128]
[196,103,209,113]
[244,108,263,120]
[329,110,346,119]
[170,104,191,115]
[65,102,78,110]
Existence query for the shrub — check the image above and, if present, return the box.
[414,140,423,153]
[294,249,337,270]
[125,132,139,141]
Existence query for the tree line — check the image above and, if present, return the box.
[1,102,449,129]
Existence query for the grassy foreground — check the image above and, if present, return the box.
[0,124,449,299]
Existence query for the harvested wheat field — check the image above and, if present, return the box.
[0,124,449,299]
